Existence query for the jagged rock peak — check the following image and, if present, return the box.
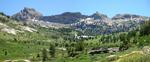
[21,7,42,16]
[12,7,42,21]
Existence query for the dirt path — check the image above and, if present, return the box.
[115,51,143,62]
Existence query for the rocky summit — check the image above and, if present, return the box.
[12,7,43,21]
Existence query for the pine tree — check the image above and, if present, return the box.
[49,44,55,58]
[42,48,48,62]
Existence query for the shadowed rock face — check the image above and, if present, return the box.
[112,14,143,20]
[40,12,88,24]
[12,7,42,21]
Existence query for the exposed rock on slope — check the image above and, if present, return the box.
[0,22,8,27]
[0,14,38,35]
[20,26,37,32]
[1,28,18,35]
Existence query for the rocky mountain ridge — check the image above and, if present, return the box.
[12,7,148,22]
[11,7,149,35]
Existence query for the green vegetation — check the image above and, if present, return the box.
[0,13,150,62]
[140,19,150,36]
[118,53,150,62]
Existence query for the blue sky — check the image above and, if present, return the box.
[0,0,149,17]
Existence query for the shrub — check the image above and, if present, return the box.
[140,19,150,36]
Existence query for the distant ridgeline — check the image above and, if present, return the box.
[6,7,150,35]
